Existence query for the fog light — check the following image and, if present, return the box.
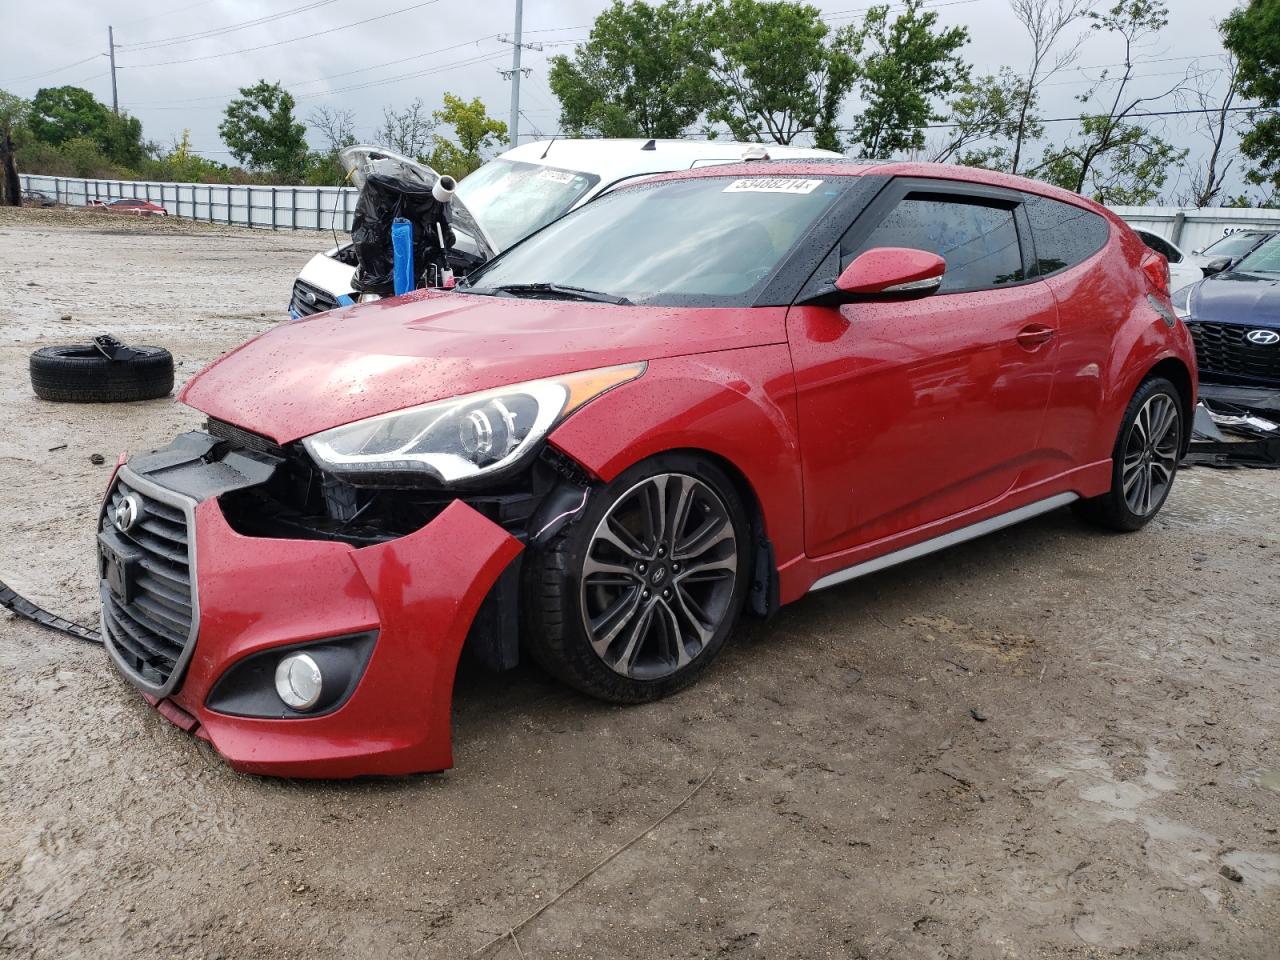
[274,653,323,710]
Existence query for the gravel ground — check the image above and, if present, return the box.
[1,206,1277,960]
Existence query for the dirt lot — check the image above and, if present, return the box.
[0,205,1277,959]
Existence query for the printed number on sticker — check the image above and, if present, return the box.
[539,168,579,185]
[724,178,823,194]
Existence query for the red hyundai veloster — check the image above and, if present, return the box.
[97,161,1196,777]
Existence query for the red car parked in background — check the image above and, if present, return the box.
[97,160,1195,777]
[88,197,168,216]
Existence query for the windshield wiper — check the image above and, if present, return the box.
[491,282,632,305]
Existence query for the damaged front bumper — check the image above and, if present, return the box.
[98,432,522,778]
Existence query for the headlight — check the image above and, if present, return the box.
[1171,283,1193,318]
[303,362,646,485]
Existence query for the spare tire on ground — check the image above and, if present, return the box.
[30,344,174,402]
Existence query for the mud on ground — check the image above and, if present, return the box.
[0,207,1277,959]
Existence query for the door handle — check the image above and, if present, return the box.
[1016,325,1055,350]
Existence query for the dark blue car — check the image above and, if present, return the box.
[1175,236,1280,386]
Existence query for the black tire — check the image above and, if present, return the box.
[30,345,174,403]
[524,452,751,704]
[1073,376,1184,532]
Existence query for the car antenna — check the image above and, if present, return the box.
[641,138,656,151]
[540,135,558,160]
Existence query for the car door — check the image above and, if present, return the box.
[787,180,1061,559]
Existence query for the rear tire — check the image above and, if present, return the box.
[30,345,174,403]
[524,453,751,704]
[1073,376,1183,532]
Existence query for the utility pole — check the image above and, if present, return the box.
[108,26,119,115]
[507,0,523,149]
[499,2,541,149]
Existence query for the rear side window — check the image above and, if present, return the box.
[845,195,1025,292]
[1137,230,1181,263]
[1022,194,1109,276]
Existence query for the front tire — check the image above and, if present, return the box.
[1074,376,1183,532]
[524,453,751,703]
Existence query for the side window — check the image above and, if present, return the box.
[843,195,1025,293]
[1022,194,1110,276]
[1137,230,1181,263]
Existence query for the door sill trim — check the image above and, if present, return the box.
[808,492,1079,593]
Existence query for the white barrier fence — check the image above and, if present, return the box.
[1110,205,1280,254]
[18,173,1280,252]
[19,173,358,232]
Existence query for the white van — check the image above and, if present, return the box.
[290,138,841,317]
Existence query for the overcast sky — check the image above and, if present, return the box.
[0,0,1250,200]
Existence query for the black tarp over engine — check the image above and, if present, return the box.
[349,165,455,296]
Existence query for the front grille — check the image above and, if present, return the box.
[100,474,197,692]
[290,278,340,317]
[1187,321,1280,382]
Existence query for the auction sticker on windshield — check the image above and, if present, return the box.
[723,178,823,194]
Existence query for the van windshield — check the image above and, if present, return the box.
[456,160,599,251]
[462,175,844,307]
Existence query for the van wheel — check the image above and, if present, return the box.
[524,453,750,703]
[1074,376,1183,532]
[30,345,174,403]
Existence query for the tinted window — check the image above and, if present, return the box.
[1137,230,1181,263]
[1022,194,1109,276]
[846,196,1025,292]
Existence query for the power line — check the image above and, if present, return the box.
[122,0,442,68]
[118,0,344,51]
[115,0,224,28]
[1,53,103,85]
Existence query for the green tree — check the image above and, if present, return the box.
[0,91,29,206]
[548,0,715,138]
[28,85,146,168]
[699,0,857,146]
[1221,0,1280,195]
[931,70,1028,168]
[219,81,308,181]
[1031,0,1187,202]
[428,93,507,178]
[844,0,971,158]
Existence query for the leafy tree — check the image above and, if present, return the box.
[699,0,857,146]
[376,98,435,159]
[1008,0,1095,175]
[931,70,1027,167]
[843,0,971,158]
[1031,0,1187,202]
[28,85,146,168]
[428,93,507,178]
[1221,0,1280,195]
[548,0,715,138]
[153,129,232,183]
[0,91,28,206]
[219,80,309,180]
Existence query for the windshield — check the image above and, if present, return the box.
[455,159,599,251]
[463,175,845,307]
[1234,235,1280,275]
[1203,231,1274,257]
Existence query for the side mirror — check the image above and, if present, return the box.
[1202,256,1233,277]
[835,247,946,298]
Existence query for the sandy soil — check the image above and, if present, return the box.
[0,206,1277,960]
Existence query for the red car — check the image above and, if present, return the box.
[97,161,1195,778]
[88,197,168,216]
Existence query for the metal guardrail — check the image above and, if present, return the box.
[19,173,358,232]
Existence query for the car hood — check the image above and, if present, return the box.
[180,291,786,443]
[339,144,497,258]
[1188,271,1280,326]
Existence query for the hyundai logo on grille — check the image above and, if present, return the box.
[300,289,317,305]
[1246,329,1280,345]
[113,494,141,532]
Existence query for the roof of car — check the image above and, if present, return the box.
[627,157,1120,217]
[497,138,842,183]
